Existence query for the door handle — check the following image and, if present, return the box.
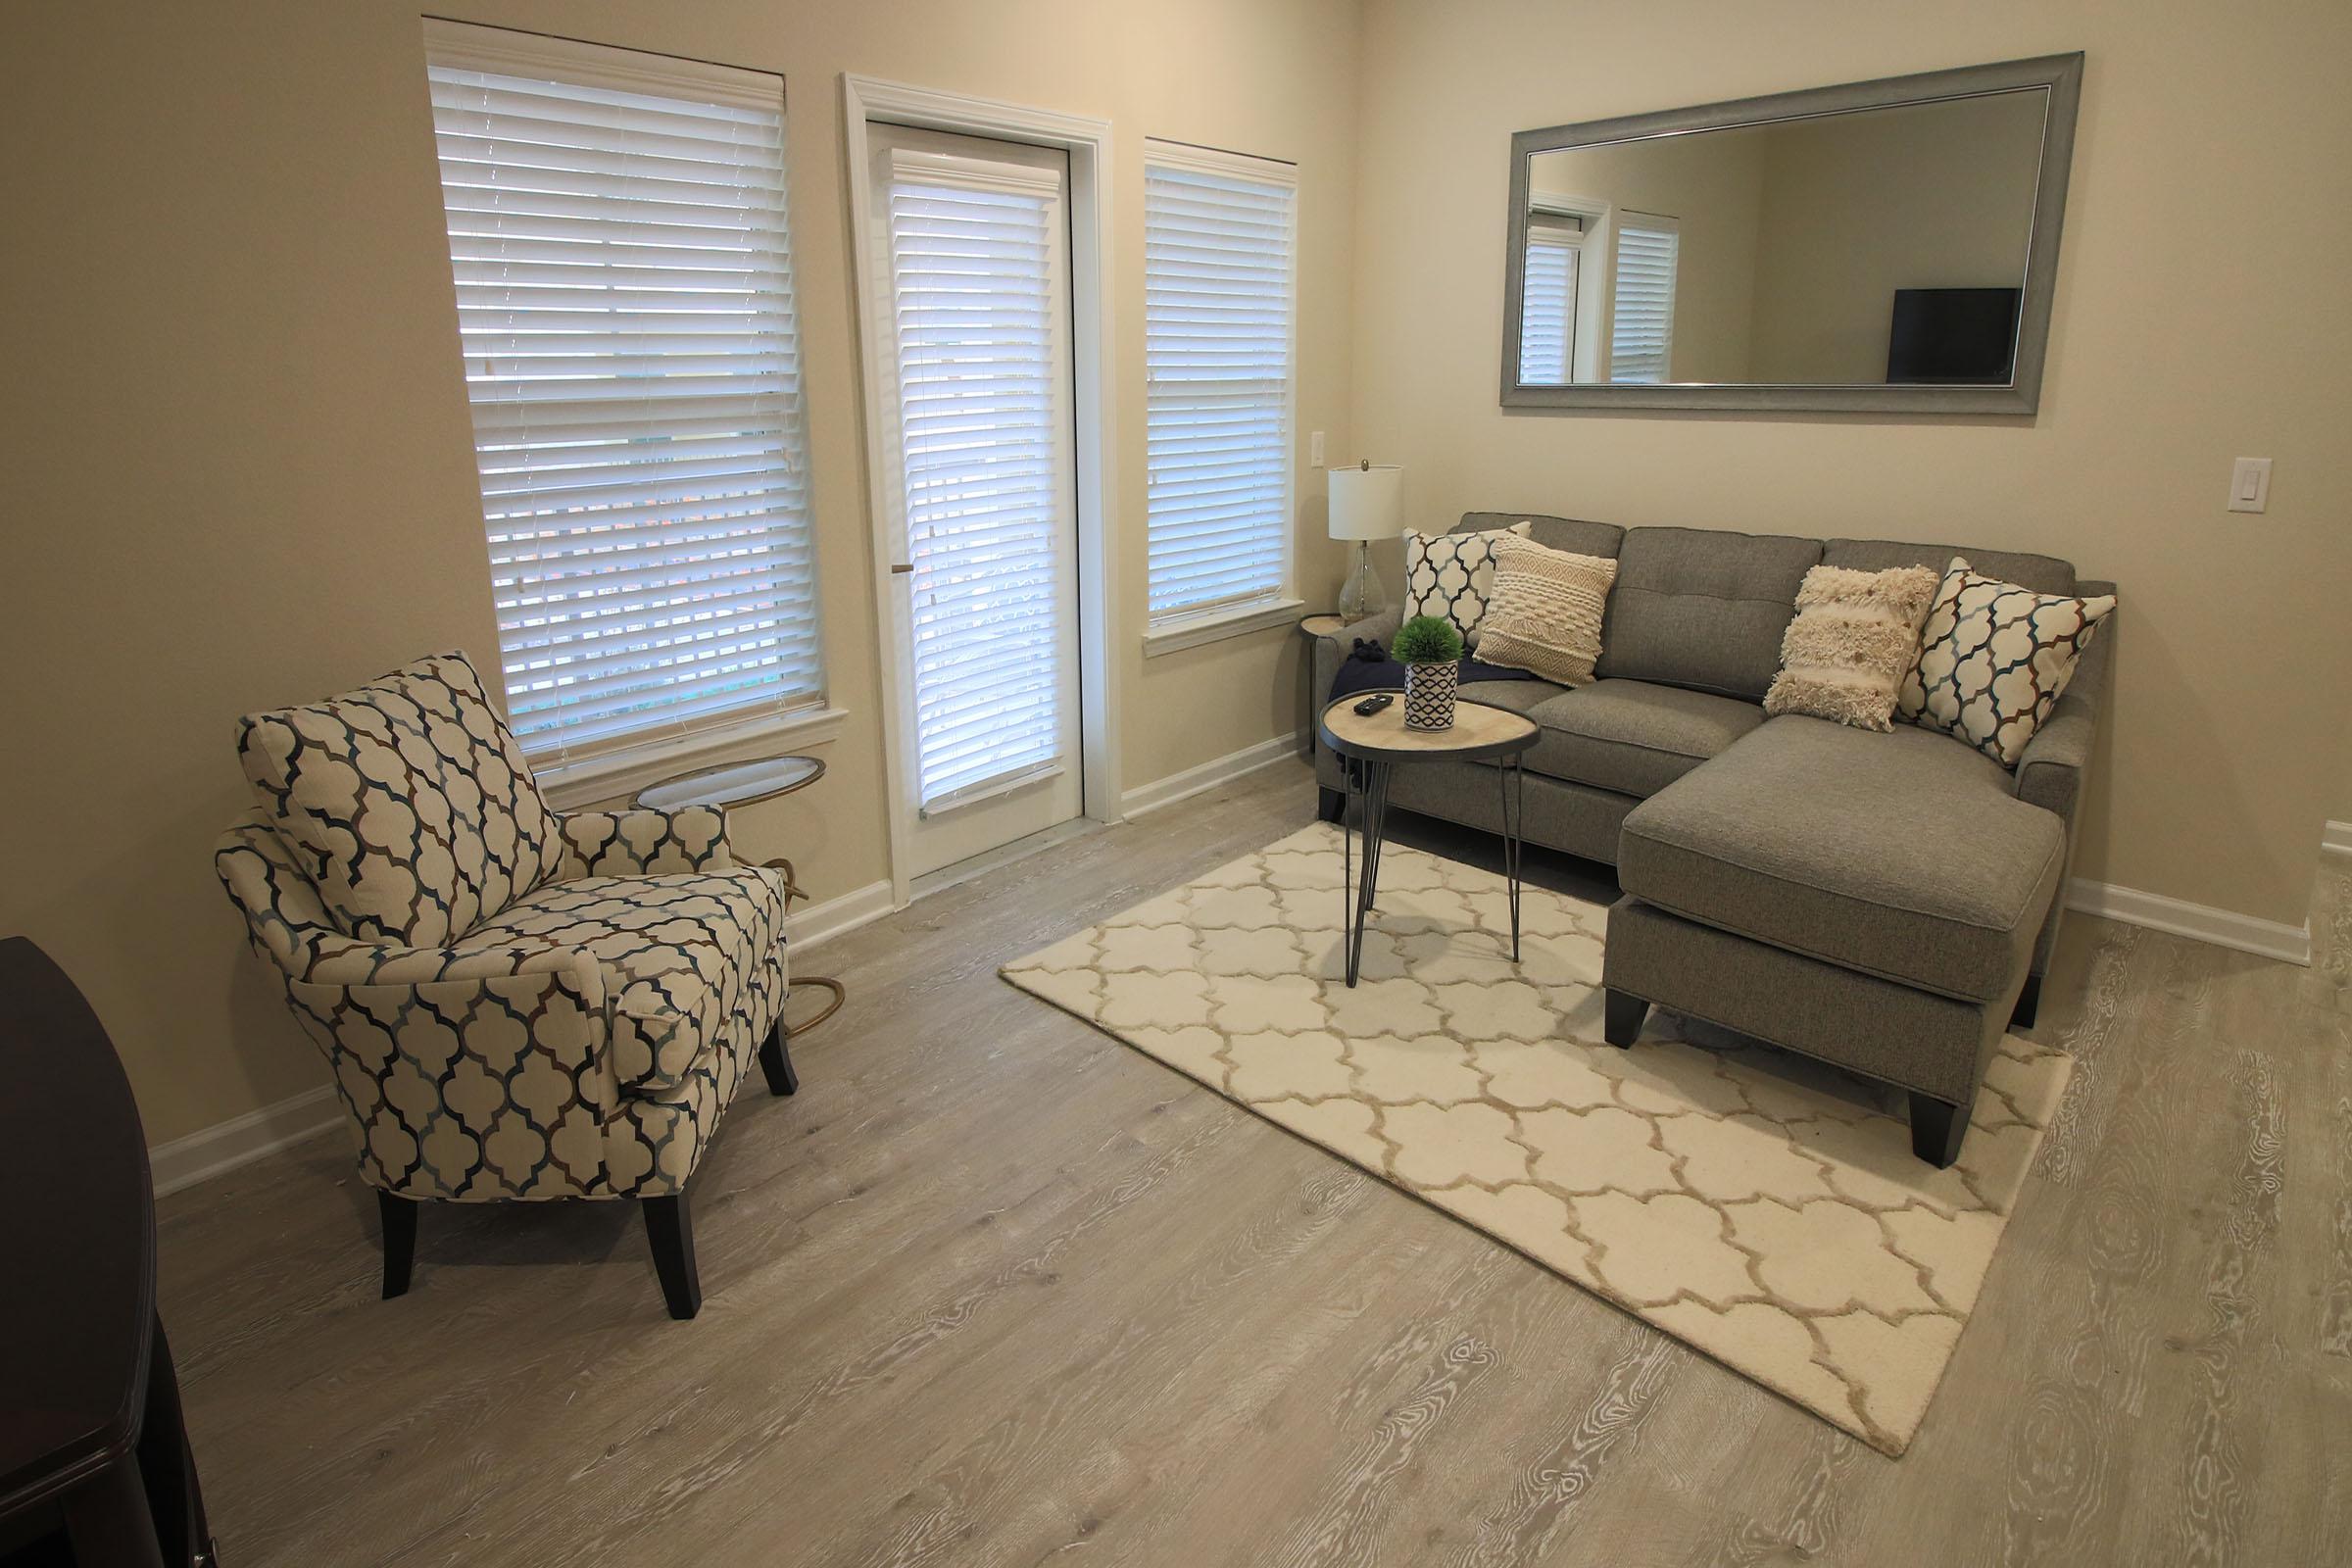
[890,563,914,574]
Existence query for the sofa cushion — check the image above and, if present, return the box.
[1522,679,1766,798]
[1618,716,2064,1002]
[454,865,787,1098]
[1456,512,1626,562]
[236,650,564,948]
[1595,527,1823,701]
[1822,538,2076,596]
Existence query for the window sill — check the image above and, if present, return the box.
[1142,597,1306,658]
[536,705,851,812]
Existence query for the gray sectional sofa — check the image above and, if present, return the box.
[1311,514,2114,1167]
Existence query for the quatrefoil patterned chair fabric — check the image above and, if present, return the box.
[1897,559,2117,767]
[217,651,790,1200]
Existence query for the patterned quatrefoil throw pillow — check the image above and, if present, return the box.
[1897,558,2116,767]
[1401,521,1533,644]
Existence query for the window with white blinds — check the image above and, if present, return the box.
[1518,220,1582,385]
[1609,213,1681,384]
[422,23,821,772]
[1144,144,1298,624]
[880,147,1074,811]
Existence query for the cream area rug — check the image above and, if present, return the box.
[1001,822,2072,1456]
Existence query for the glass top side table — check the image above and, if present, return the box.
[634,755,844,1035]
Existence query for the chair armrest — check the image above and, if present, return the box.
[556,805,736,878]
[284,961,617,1200]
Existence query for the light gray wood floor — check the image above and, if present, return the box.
[158,759,2351,1566]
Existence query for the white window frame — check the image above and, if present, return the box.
[1609,210,1682,385]
[1140,139,1303,656]
[420,21,837,807]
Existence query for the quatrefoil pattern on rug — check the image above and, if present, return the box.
[1003,823,2073,1455]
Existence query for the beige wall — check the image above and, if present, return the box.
[0,0,1358,1145]
[1746,90,2044,382]
[1356,0,2352,930]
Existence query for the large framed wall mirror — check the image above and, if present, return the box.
[1501,54,2082,415]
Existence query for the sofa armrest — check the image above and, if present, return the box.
[2014,588,2115,823]
[556,805,736,879]
[1310,607,1405,716]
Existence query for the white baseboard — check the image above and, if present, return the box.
[1121,733,1298,819]
[2067,878,2312,966]
[149,1084,339,1199]
[787,877,896,949]
[2325,820,2352,859]
[151,878,900,1200]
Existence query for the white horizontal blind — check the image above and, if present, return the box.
[1145,150,1297,622]
[1609,213,1680,384]
[423,24,820,767]
[885,156,1070,810]
[1518,228,1579,384]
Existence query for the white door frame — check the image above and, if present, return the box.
[842,74,1123,910]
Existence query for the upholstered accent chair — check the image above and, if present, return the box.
[216,651,797,1320]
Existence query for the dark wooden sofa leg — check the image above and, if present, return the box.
[643,1194,703,1321]
[2009,973,2042,1032]
[1603,990,1648,1049]
[759,1018,799,1097]
[378,1191,418,1300]
[1909,1093,1971,1169]
[1317,785,1346,823]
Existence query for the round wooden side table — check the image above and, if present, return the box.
[635,756,845,1035]
[1317,694,1539,987]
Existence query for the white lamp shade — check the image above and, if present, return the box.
[1327,465,1405,541]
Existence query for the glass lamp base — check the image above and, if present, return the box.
[1337,542,1387,622]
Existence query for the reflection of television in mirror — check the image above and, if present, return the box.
[1886,288,2022,384]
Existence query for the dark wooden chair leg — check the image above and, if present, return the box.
[1909,1092,1970,1168]
[378,1192,418,1300]
[1603,989,1648,1049]
[1317,785,1346,823]
[643,1194,703,1321]
[759,1018,799,1097]
[2008,973,2042,1031]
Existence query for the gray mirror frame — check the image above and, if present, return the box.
[1500,53,2083,416]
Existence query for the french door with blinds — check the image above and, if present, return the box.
[866,125,1083,877]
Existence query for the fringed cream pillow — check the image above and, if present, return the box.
[1762,564,1941,732]
[1475,536,1618,686]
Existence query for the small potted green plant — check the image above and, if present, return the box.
[1392,614,1465,730]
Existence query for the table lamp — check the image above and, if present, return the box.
[1328,461,1403,621]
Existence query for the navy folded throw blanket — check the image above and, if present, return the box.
[1326,637,1538,704]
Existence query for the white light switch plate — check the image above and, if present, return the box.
[2228,457,2272,514]
[1309,430,1325,466]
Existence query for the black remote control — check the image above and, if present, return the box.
[1352,693,1395,716]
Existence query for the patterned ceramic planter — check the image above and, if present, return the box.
[1402,661,1458,730]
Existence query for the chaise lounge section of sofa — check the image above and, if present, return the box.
[1311,514,2113,1167]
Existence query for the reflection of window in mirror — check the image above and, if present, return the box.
[1519,211,1582,384]
[1610,212,1680,383]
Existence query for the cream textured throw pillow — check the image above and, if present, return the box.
[1762,564,1941,732]
[1401,521,1533,644]
[1475,536,1618,686]
[1898,557,2117,766]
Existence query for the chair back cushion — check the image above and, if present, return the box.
[1595,526,1824,701]
[235,651,564,947]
